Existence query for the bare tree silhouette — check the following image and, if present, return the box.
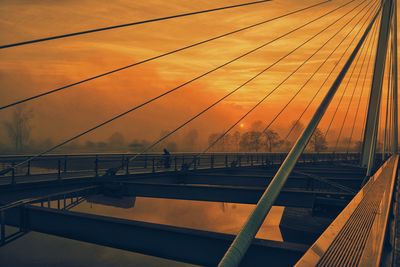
[3,107,33,153]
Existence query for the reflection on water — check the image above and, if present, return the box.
[73,196,284,241]
[0,197,284,267]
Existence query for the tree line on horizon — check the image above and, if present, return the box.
[0,107,371,154]
[207,120,328,153]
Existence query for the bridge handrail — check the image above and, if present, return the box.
[295,154,399,266]
[0,151,360,159]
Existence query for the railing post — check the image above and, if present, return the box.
[11,162,15,185]
[57,159,61,180]
[26,160,31,176]
[63,156,68,173]
[211,155,214,169]
[125,158,130,175]
[193,156,197,170]
[94,155,99,178]
[152,157,155,173]
[250,155,253,166]
[225,154,228,167]
[144,155,148,169]
[1,211,5,245]
[174,156,177,171]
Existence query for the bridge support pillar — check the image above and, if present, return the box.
[361,0,393,175]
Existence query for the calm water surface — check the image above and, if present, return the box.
[0,196,283,266]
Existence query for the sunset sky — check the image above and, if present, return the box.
[0,0,397,151]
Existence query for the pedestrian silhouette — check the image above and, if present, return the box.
[163,148,171,168]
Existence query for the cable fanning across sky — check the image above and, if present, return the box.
[283,18,379,144]
[260,1,377,136]
[0,1,331,111]
[353,17,383,152]
[0,0,361,175]
[322,25,374,140]
[281,14,379,150]
[0,0,272,49]
[104,0,374,174]
[332,20,379,153]
[195,1,378,161]
[218,4,381,265]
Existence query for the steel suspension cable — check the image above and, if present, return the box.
[260,1,377,136]
[345,19,379,153]
[379,16,395,158]
[388,41,394,151]
[111,0,374,170]
[387,66,393,155]
[218,5,381,266]
[195,1,376,161]
[0,0,272,49]
[383,42,393,158]
[358,17,383,148]
[262,1,373,136]
[322,28,369,141]
[333,19,378,153]
[324,64,358,142]
[0,0,362,175]
[284,11,379,144]
[377,78,385,155]
[388,37,394,152]
[0,1,331,111]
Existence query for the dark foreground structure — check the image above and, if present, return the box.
[0,152,398,266]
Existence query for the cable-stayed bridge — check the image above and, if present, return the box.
[0,0,399,266]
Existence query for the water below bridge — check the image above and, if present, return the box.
[0,197,286,267]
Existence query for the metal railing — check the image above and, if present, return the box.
[0,152,360,185]
[295,154,399,266]
[0,186,98,246]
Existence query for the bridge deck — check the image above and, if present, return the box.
[296,155,399,266]
[0,161,365,207]
[0,152,359,185]
[0,155,372,267]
